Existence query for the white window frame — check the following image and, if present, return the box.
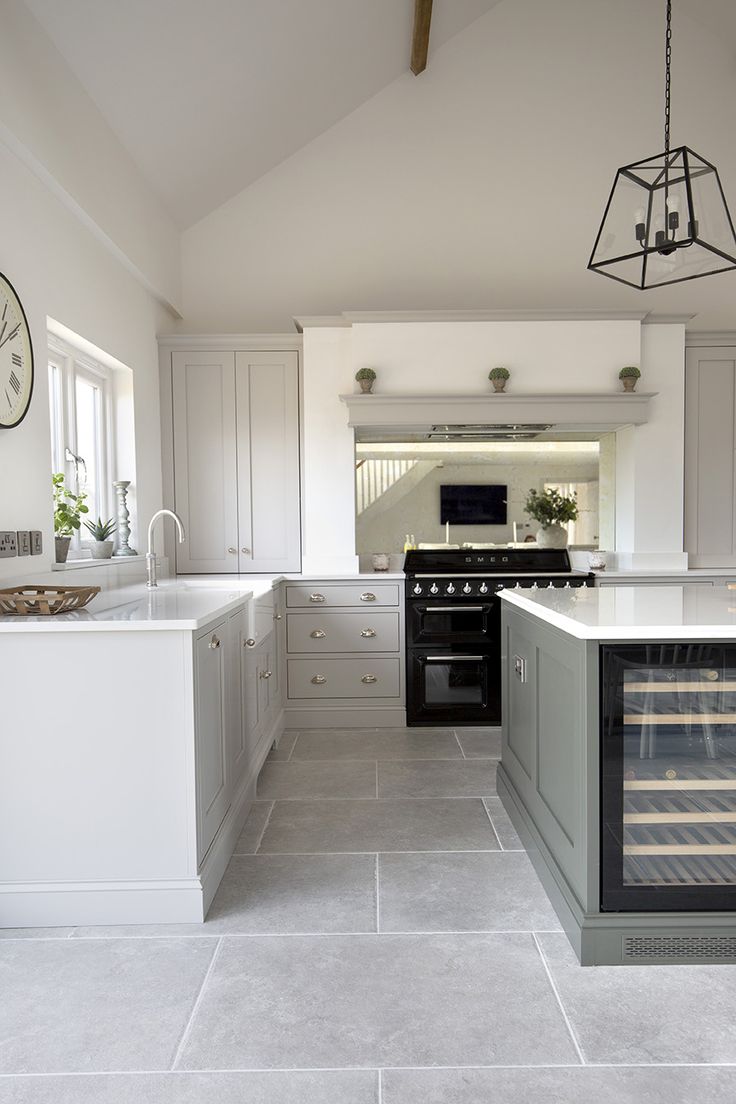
[48,334,115,556]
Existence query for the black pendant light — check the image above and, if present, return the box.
[588,0,736,289]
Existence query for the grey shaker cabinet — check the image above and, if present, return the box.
[171,349,301,573]
[685,347,736,568]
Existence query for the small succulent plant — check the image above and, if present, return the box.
[619,365,641,379]
[84,516,117,541]
[488,366,510,381]
[355,367,377,381]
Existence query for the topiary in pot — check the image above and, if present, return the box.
[355,367,377,394]
[488,366,510,393]
[619,365,641,392]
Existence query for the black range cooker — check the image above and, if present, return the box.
[404,548,595,726]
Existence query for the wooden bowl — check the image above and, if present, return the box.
[0,585,101,616]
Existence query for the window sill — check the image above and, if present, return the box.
[51,555,146,572]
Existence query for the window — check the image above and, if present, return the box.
[48,335,114,554]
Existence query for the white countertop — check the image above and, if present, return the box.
[501,584,736,640]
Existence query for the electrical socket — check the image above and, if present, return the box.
[16,530,30,556]
[0,531,18,558]
[30,530,42,555]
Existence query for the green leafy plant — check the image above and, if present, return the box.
[488,366,510,381]
[524,487,579,527]
[619,365,641,379]
[84,516,116,542]
[52,472,89,537]
[355,367,377,382]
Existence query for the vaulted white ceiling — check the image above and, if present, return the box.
[25,0,503,227]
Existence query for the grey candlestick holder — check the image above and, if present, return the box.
[113,480,137,556]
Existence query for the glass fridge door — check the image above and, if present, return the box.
[601,643,736,911]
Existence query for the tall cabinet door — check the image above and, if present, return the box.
[685,348,736,567]
[235,352,301,572]
[194,620,231,861]
[172,351,240,574]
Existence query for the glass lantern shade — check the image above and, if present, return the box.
[588,146,736,289]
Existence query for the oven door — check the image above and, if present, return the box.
[408,600,499,646]
[407,645,501,725]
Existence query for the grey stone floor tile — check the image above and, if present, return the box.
[266,730,299,761]
[377,759,496,798]
[290,728,461,760]
[0,938,217,1073]
[258,799,499,853]
[0,928,72,940]
[455,727,502,758]
[483,796,524,849]
[0,1070,378,1103]
[234,800,274,853]
[378,851,560,932]
[381,1066,736,1104]
[204,854,377,933]
[177,933,579,1069]
[538,931,736,1064]
[257,759,377,800]
[72,855,377,938]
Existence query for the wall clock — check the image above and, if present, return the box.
[0,272,34,429]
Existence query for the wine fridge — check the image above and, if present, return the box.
[601,643,736,912]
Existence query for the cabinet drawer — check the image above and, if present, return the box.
[286,583,399,608]
[287,658,401,699]
[287,611,399,654]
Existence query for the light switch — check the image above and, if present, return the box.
[514,654,527,683]
[30,530,43,555]
[16,530,30,556]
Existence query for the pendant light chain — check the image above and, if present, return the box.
[664,0,672,157]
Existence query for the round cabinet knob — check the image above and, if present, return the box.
[227,547,237,554]
[309,593,326,603]
[360,592,377,602]
[274,613,282,620]
[209,635,221,650]
[462,583,472,594]
[241,548,251,555]
[360,628,377,638]
[361,674,378,684]
[244,638,256,648]
[446,583,455,594]
[479,583,488,594]
[311,674,327,685]
[260,669,272,679]
[429,583,439,595]
[310,629,326,639]
[412,583,423,595]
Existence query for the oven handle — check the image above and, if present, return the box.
[422,605,486,613]
[424,655,486,662]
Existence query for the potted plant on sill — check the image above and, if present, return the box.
[524,486,579,549]
[355,367,377,394]
[52,472,89,563]
[488,366,510,393]
[84,516,117,560]
[619,365,641,392]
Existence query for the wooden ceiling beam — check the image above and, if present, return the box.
[410,0,433,75]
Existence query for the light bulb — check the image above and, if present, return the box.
[655,215,665,232]
[634,207,646,225]
[666,194,681,213]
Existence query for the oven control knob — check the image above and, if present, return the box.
[531,582,538,589]
[446,583,456,594]
[547,581,554,588]
[479,582,488,594]
[412,583,423,595]
[462,583,472,594]
[430,583,439,594]
[515,581,521,589]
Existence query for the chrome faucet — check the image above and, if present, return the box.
[146,509,186,588]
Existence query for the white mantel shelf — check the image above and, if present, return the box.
[339,392,656,430]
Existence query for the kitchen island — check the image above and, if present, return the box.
[0,579,284,928]
[499,584,736,965]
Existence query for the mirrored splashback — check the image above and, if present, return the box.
[355,435,615,558]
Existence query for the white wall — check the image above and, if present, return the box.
[0,0,180,313]
[179,0,736,334]
[0,142,168,582]
[301,318,685,572]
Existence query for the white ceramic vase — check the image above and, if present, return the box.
[536,523,567,549]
